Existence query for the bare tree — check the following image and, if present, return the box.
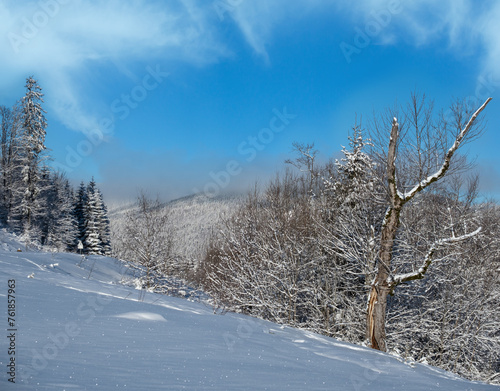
[285,142,319,193]
[0,103,23,225]
[366,97,492,351]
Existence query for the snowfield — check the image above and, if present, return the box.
[0,229,498,390]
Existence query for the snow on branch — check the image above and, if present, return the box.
[388,227,482,293]
[403,98,492,202]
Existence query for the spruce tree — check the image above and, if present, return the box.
[82,178,111,255]
[43,173,78,251]
[74,181,88,249]
[333,126,376,210]
[83,178,102,254]
[19,76,47,234]
[95,188,112,255]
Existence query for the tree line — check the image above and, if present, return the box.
[0,76,111,254]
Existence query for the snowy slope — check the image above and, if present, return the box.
[0,229,498,390]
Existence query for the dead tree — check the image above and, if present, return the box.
[366,97,492,351]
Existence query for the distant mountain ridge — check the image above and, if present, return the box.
[109,192,243,261]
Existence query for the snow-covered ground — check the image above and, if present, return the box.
[0,228,498,390]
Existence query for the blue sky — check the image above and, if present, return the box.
[0,0,499,202]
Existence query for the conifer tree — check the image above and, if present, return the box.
[19,76,47,233]
[331,125,376,210]
[96,188,112,255]
[74,181,88,249]
[83,178,111,255]
[84,178,102,254]
[43,172,78,250]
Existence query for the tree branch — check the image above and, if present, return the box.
[403,98,492,202]
[388,227,482,293]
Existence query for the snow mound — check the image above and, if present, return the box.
[113,312,167,322]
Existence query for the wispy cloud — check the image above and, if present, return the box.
[477,2,500,81]
[0,0,229,134]
[224,0,328,63]
[224,0,500,83]
[339,0,500,80]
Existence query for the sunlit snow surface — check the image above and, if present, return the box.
[0,229,498,390]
